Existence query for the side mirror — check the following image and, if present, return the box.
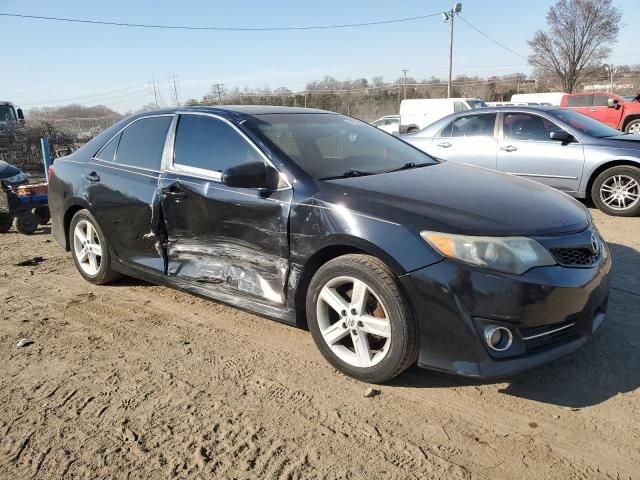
[549,130,572,142]
[607,98,620,109]
[222,161,279,190]
[16,108,25,122]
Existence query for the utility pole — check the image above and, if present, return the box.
[442,3,462,98]
[171,74,180,107]
[151,80,159,107]
[402,69,409,99]
[212,83,224,105]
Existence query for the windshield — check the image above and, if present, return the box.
[552,109,622,138]
[467,100,487,109]
[246,113,437,180]
[0,105,16,122]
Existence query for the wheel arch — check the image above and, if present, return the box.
[62,201,92,251]
[292,238,406,329]
[586,159,640,202]
[622,114,640,132]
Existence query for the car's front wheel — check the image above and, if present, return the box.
[70,209,121,284]
[624,119,640,134]
[591,166,640,216]
[306,254,419,383]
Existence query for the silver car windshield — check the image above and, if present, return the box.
[0,105,16,122]
[552,109,621,138]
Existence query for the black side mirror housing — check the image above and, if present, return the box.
[16,108,25,122]
[222,161,280,190]
[549,130,572,142]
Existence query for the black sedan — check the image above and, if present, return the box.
[48,107,611,383]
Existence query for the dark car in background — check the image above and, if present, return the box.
[404,106,640,216]
[48,107,611,382]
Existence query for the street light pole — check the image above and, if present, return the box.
[443,3,462,98]
[402,69,409,99]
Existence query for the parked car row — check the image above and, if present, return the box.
[403,106,640,216]
[49,106,612,383]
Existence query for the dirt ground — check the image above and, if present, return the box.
[0,207,638,480]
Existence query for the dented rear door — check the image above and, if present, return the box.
[159,113,293,305]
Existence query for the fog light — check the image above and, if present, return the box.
[484,326,513,352]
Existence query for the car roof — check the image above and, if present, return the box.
[132,105,334,119]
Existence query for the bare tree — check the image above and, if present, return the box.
[528,0,621,93]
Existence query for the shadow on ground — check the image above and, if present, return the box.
[391,242,640,409]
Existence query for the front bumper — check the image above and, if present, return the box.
[400,243,611,378]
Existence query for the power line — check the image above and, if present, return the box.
[20,85,149,107]
[458,15,527,60]
[0,11,443,31]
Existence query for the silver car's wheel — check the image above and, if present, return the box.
[599,174,640,212]
[317,276,392,368]
[592,166,640,217]
[73,219,103,276]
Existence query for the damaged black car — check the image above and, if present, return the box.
[48,107,611,383]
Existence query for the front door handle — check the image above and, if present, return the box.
[85,172,100,183]
[437,142,452,148]
[161,188,187,200]
[500,145,518,153]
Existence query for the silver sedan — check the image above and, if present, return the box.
[403,106,640,216]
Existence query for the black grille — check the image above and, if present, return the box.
[550,247,599,267]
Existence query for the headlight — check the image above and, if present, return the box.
[421,231,556,275]
[3,172,27,184]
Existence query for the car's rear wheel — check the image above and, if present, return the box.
[33,206,50,225]
[591,166,640,216]
[624,119,640,134]
[70,209,121,284]
[0,213,13,233]
[306,254,418,383]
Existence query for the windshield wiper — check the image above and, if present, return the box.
[320,169,376,180]
[384,162,432,174]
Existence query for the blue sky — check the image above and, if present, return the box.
[2,0,639,112]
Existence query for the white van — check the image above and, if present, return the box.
[399,98,486,133]
[510,92,564,106]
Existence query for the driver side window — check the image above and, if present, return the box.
[503,113,559,142]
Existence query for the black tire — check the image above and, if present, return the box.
[0,213,12,233]
[14,212,38,235]
[591,165,640,217]
[33,206,50,225]
[306,254,419,383]
[69,209,122,284]
[624,118,640,134]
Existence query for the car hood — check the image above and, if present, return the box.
[326,161,589,236]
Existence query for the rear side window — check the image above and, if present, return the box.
[115,116,172,170]
[439,113,497,138]
[173,114,262,174]
[95,133,120,162]
[566,95,592,107]
[454,101,469,113]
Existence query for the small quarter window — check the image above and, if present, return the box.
[95,133,121,162]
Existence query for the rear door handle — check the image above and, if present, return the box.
[500,145,518,153]
[161,188,187,200]
[85,172,100,183]
[437,142,452,148]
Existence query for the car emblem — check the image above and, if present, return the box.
[590,232,600,254]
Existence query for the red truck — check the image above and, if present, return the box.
[560,92,640,134]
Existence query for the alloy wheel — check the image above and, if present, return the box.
[599,174,640,211]
[316,276,391,368]
[628,123,640,135]
[73,219,103,276]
